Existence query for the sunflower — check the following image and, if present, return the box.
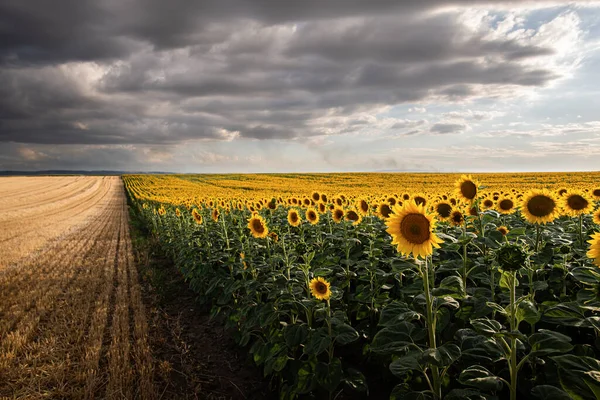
[248,215,269,238]
[412,193,427,207]
[192,209,203,224]
[287,208,302,227]
[306,208,319,225]
[311,191,321,202]
[303,198,312,207]
[557,188,568,197]
[586,232,600,267]
[318,202,326,214]
[175,208,181,217]
[268,231,279,242]
[497,226,509,236]
[332,207,345,223]
[496,195,516,215]
[211,208,220,222]
[481,196,495,210]
[592,188,600,200]
[345,209,362,225]
[433,201,453,221]
[357,198,370,216]
[267,199,277,210]
[560,190,593,217]
[449,209,464,227]
[320,193,328,203]
[520,189,560,224]
[158,207,166,216]
[386,201,443,259]
[377,203,392,219]
[593,209,600,225]
[455,175,479,203]
[387,196,397,206]
[309,277,331,301]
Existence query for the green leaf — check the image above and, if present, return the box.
[529,329,573,357]
[390,384,433,400]
[470,318,502,335]
[296,360,316,394]
[571,267,600,285]
[531,385,573,400]
[421,343,461,368]
[379,301,420,326]
[333,322,359,346]
[343,368,368,393]
[284,324,309,348]
[389,352,423,378]
[315,358,342,392]
[486,302,507,316]
[432,275,465,298]
[371,321,425,354]
[499,270,518,289]
[543,302,588,327]
[552,355,600,400]
[459,365,505,392]
[516,299,541,325]
[445,388,490,400]
[303,329,331,356]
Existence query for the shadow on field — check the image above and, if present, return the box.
[128,209,274,400]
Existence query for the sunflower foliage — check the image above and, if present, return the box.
[124,174,600,400]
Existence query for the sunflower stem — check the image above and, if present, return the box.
[509,270,518,400]
[579,214,584,247]
[462,223,468,296]
[422,256,441,400]
[534,224,541,253]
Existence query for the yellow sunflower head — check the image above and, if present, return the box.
[520,189,559,224]
[287,208,302,227]
[318,202,326,214]
[320,193,328,203]
[311,191,321,202]
[332,207,345,223]
[357,198,370,216]
[306,208,320,225]
[586,232,600,267]
[592,188,600,200]
[377,203,393,219]
[433,201,453,221]
[593,209,600,225]
[481,196,495,210]
[268,231,279,242]
[211,208,220,222]
[192,209,203,224]
[248,215,269,238]
[449,208,464,227]
[560,190,593,217]
[412,193,428,207]
[387,196,397,206]
[385,201,443,259]
[455,174,479,203]
[309,277,331,301]
[175,208,181,217]
[497,226,509,236]
[345,209,362,225]
[496,196,516,215]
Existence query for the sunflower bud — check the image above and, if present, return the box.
[496,243,528,272]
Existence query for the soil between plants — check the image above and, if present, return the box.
[130,216,275,400]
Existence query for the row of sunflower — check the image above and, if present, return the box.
[124,174,600,400]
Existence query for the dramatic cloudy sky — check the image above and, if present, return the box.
[2,1,600,172]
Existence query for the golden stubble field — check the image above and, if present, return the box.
[0,176,153,399]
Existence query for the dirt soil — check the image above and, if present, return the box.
[133,227,275,400]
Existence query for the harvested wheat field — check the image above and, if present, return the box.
[0,176,154,399]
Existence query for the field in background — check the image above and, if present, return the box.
[0,176,153,398]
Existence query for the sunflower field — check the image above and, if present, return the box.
[124,173,600,400]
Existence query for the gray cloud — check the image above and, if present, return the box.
[0,0,593,152]
[430,123,469,134]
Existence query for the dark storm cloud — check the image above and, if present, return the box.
[0,0,589,148]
